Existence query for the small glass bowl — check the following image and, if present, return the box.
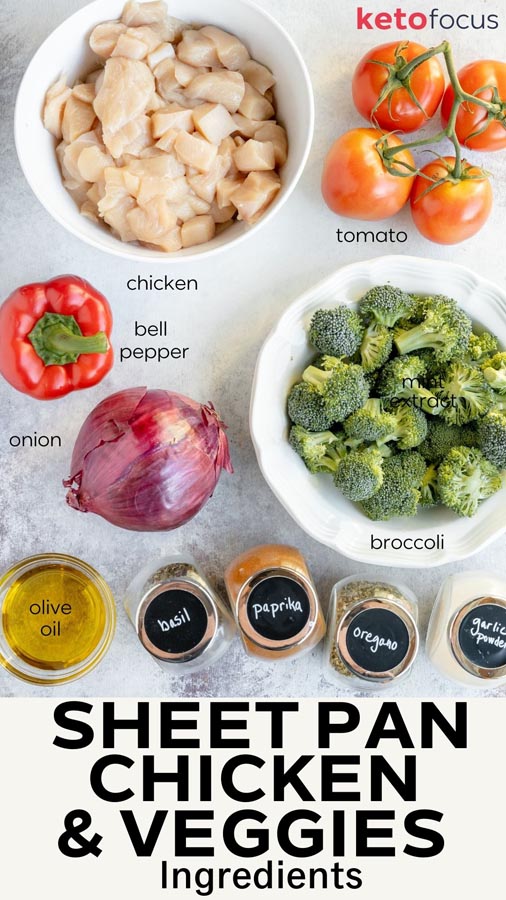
[0,554,116,685]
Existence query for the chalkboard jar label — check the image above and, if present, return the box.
[454,599,506,674]
[344,607,410,674]
[143,588,210,657]
[245,575,311,642]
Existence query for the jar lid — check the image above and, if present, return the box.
[138,579,218,663]
[450,596,506,679]
[236,567,319,652]
[335,597,419,683]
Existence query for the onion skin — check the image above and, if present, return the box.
[64,388,233,532]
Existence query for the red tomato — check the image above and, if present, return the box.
[322,128,415,221]
[441,60,506,151]
[352,41,445,132]
[410,157,493,245]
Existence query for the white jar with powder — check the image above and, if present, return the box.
[426,571,506,687]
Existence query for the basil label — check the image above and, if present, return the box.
[345,608,410,673]
[458,603,506,670]
[144,589,208,655]
[246,576,311,642]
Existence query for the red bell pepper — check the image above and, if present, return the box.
[0,275,114,400]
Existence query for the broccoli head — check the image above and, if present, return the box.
[360,451,425,521]
[438,362,494,425]
[334,447,384,502]
[344,399,397,444]
[418,419,477,463]
[359,285,416,328]
[481,352,506,396]
[477,409,506,469]
[468,331,499,363]
[287,382,334,432]
[360,321,393,373]
[308,307,364,358]
[302,356,370,424]
[438,446,502,517]
[289,426,345,475]
[420,463,439,507]
[377,355,440,415]
[387,405,428,450]
[394,295,472,362]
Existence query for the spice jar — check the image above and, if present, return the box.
[124,556,235,674]
[426,571,506,687]
[324,576,419,688]
[0,554,116,685]
[224,545,326,660]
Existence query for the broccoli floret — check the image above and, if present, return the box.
[418,419,477,463]
[438,446,502,517]
[386,405,428,450]
[377,355,440,415]
[468,332,499,363]
[287,382,334,432]
[334,447,384,501]
[302,356,370,424]
[477,409,506,469]
[360,451,425,521]
[420,463,439,507]
[438,362,494,425]
[360,322,393,373]
[308,307,364,358]
[344,399,397,443]
[481,352,506,396]
[289,426,345,474]
[359,285,416,328]
[394,295,472,362]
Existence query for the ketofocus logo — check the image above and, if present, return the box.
[356,7,499,30]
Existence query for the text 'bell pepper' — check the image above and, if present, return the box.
[0,275,114,400]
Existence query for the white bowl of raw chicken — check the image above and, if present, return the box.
[15,0,314,261]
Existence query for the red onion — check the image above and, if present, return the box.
[64,388,233,532]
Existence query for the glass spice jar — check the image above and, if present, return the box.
[426,571,506,687]
[324,576,419,688]
[124,556,235,674]
[224,545,326,660]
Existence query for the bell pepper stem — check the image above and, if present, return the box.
[28,312,109,366]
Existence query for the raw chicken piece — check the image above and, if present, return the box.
[112,32,150,60]
[231,170,281,223]
[121,1,167,26]
[98,167,138,241]
[241,60,276,95]
[103,115,153,159]
[62,130,101,182]
[147,43,175,70]
[239,83,274,121]
[177,30,220,68]
[193,103,235,145]
[43,77,72,139]
[72,83,96,104]
[146,92,167,112]
[216,175,245,208]
[152,104,194,138]
[181,214,216,247]
[137,174,189,206]
[78,145,115,182]
[188,153,232,203]
[127,198,178,247]
[174,131,218,173]
[89,22,127,58]
[209,200,236,224]
[127,154,185,179]
[186,71,245,114]
[232,113,263,139]
[81,199,100,222]
[255,123,288,166]
[145,226,183,253]
[154,58,179,100]
[62,94,96,144]
[128,26,163,53]
[199,26,250,71]
[155,128,179,152]
[94,58,154,134]
[86,69,105,85]
[174,60,207,88]
[87,182,106,206]
[234,139,276,172]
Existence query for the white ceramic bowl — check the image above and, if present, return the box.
[251,255,506,568]
[15,0,314,262]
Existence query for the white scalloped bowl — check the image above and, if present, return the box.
[250,255,506,568]
[14,0,314,262]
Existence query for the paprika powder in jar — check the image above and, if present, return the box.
[224,545,326,660]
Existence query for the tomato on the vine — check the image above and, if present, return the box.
[410,157,493,244]
[322,128,415,220]
[352,41,445,132]
[441,60,506,151]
